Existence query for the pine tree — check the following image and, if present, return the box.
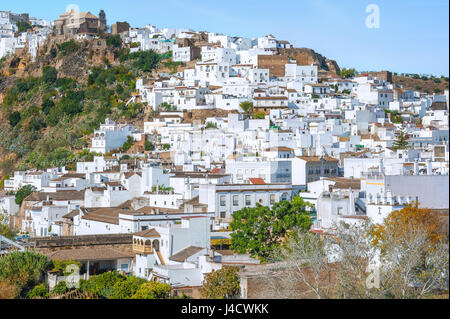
[392,129,409,150]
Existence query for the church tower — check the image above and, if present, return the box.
[98,10,106,32]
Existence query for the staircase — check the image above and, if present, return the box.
[154,250,166,266]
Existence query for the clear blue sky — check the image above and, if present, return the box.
[3,0,449,76]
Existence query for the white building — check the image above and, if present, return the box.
[90,118,135,154]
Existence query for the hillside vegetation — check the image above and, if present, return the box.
[0,35,163,184]
[392,74,449,94]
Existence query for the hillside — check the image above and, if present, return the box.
[0,35,163,184]
[392,75,449,94]
[279,47,340,74]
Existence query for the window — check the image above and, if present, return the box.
[233,195,239,206]
[220,195,226,206]
[245,195,251,206]
[220,211,226,219]
[270,194,276,205]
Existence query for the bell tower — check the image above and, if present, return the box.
[98,9,106,32]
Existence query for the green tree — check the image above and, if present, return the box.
[27,283,49,299]
[0,251,52,297]
[122,136,134,152]
[201,266,240,299]
[15,185,37,205]
[57,40,79,56]
[42,66,58,85]
[230,196,312,260]
[239,101,253,117]
[107,35,122,48]
[122,50,161,72]
[41,97,55,115]
[16,21,32,32]
[8,111,21,127]
[110,276,147,299]
[392,129,409,150]
[131,281,171,299]
[340,68,356,79]
[82,271,127,299]
[144,140,154,151]
[205,122,218,129]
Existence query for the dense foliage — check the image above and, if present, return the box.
[81,271,127,299]
[119,50,161,72]
[201,266,240,299]
[16,21,32,32]
[0,41,162,179]
[0,251,52,298]
[230,196,313,260]
[15,185,36,205]
[131,281,171,299]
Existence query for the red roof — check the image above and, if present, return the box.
[210,168,225,174]
[249,178,266,185]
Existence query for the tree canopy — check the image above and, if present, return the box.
[392,129,409,150]
[15,185,37,205]
[230,196,312,260]
[239,101,253,117]
[201,266,240,299]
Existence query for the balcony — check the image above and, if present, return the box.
[133,238,156,254]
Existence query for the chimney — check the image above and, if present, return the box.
[426,159,432,175]
[413,159,419,175]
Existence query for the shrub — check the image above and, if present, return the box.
[28,116,47,131]
[57,40,79,56]
[144,140,154,151]
[107,35,122,48]
[27,283,49,299]
[8,111,21,127]
[50,281,68,295]
[110,276,147,299]
[0,279,21,299]
[15,185,37,205]
[43,66,58,85]
[253,111,266,119]
[41,97,55,115]
[121,50,161,72]
[205,122,218,129]
[16,21,32,32]
[121,136,134,152]
[202,266,240,299]
[131,281,171,299]
[82,271,127,299]
[0,251,52,296]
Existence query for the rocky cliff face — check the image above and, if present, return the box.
[279,47,340,74]
[0,35,120,83]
